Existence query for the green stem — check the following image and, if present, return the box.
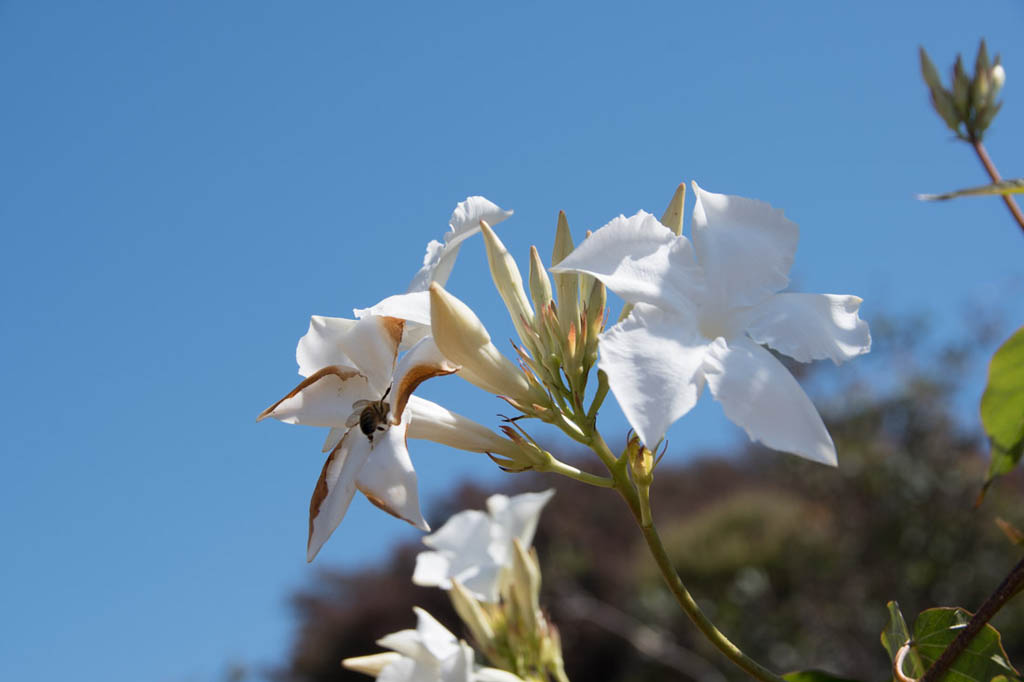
[635,518,786,682]
[586,370,610,424]
[544,457,614,488]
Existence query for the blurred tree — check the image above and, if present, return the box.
[267,318,1024,682]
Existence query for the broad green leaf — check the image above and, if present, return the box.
[917,178,1024,201]
[912,607,1019,682]
[981,327,1024,489]
[882,601,926,678]
[783,671,863,682]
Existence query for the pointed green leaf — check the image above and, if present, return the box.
[882,601,926,678]
[917,179,1024,201]
[981,326,1024,487]
[912,607,1020,682]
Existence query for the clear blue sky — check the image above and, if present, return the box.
[2,2,1023,680]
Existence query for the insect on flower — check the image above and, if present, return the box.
[348,385,393,447]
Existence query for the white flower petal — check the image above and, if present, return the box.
[550,211,703,314]
[335,316,405,394]
[355,418,429,531]
[321,426,346,453]
[485,490,554,553]
[406,197,514,292]
[355,291,433,327]
[258,366,372,427]
[307,431,371,562]
[438,641,474,682]
[377,628,430,660]
[448,197,514,248]
[452,564,503,604]
[407,239,447,292]
[390,337,459,422]
[414,508,501,601]
[691,182,799,310]
[378,658,431,682]
[411,550,453,588]
[744,293,871,365]
[296,315,359,378]
[413,606,461,662]
[597,303,711,448]
[703,336,837,466]
[419,510,493,569]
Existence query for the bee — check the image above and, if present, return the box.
[347,386,392,447]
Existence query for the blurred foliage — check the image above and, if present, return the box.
[265,320,1024,682]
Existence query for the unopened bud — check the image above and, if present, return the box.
[509,539,542,635]
[480,221,535,347]
[992,63,1006,92]
[342,653,402,676]
[528,245,554,314]
[627,433,655,488]
[659,183,686,236]
[551,211,580,337]
[429,283,537,402]
[407,397,522,460]
[450,580,496,646]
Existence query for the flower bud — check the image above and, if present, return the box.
[627,432,655,488]
[551,211,579,337]
[429,283,542,403]
[992,63,1006,93]
[528,245,553,314]
[342,653,401,676]
[407,396,522,459]
[480,221,535,347]
[659,182,686,236]
[450,580,496,646]
[508,539,542,636]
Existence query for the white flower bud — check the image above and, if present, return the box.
[480,221,535,346]
[429,283,540,402]
[992,63,1006,92]
[406,396,522,459]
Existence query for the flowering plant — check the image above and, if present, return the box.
[260,40,1024,682]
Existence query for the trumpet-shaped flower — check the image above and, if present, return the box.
[343,607,525,682]
[258,315,463,561]
[551,182,870,465]
[413,490,555,602]
[354,197,513,342]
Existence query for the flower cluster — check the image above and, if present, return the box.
[259,182,869,557]
[343,491,562,682]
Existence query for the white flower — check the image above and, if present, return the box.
[413,490,555,602]
[258,315,461,561]
[551,182,870,466]
[354,196,514,346]
[343,607,525,682]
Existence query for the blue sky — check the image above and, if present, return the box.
[2,2,1023,680]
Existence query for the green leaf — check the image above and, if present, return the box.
[981,327,1024,488]
[882,601,926,678]
[783,671,864,682]
[912,607,1020,682]
[917,179,1024,201]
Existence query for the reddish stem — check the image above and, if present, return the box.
[971,139,1024,234]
